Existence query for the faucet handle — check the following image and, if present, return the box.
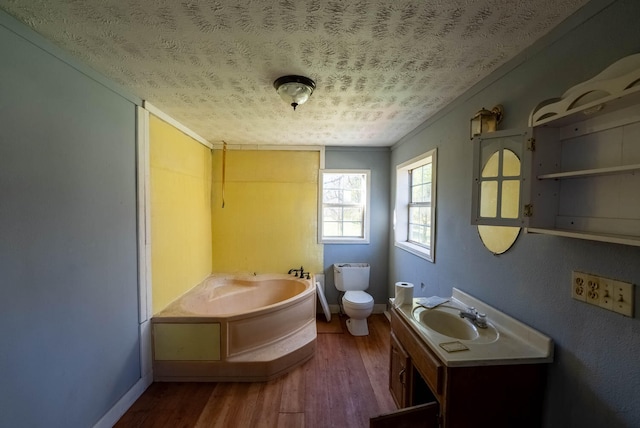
[476,313,488,328]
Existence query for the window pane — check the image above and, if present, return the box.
[407,156,434,248]
[409,224,421,242]
[410,206,431,225]
[413,184,431,203]
[482,152,499,178]
[480,181,498,218]
[408,224,430,247]
[343,207,363,221]
[343,189,361,203]
[423,163,432,182]
[323,174,341,186]
[502,149,521,177]
[411,167,423,185]
[323,207,342,221]
[323,222,342,236]
[343,222,363,237]
[501,180,520,219]
[323,188,342,204]
[411,185,423,202]
[344,175,363,189]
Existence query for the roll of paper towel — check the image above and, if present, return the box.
[394,282,414,306]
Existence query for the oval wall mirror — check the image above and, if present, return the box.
[477,149,521,254]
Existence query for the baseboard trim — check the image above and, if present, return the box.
[322,303,387,314]
[93,373,152,428]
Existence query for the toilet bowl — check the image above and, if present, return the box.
[333,263,374,336]
[342,291,374,336]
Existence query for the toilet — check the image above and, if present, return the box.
[333,263,374,336]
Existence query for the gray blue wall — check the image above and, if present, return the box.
[0,14,141,428]
[389,0,640,426]
[323,147,390,306]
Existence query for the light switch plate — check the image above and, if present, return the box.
[598,276,614,310]
[612,279,634,317]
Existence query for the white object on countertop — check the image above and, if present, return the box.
[394,282,414,306]
[416,296,450,309]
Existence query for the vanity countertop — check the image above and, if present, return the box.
[391,288,554,367]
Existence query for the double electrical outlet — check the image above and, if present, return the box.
[572,271,635,317]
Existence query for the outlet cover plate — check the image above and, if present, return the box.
[585,274,600,306]
[571,271,587,302]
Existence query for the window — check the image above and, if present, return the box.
[395,149,437,261]
[319,170,370,244]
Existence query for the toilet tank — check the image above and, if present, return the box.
[333,263,370,291]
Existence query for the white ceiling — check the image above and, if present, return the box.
[1,0,589,147]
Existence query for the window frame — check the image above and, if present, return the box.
[394,149,437,262]
[318,169,371,244]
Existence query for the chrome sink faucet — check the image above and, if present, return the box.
[459,306,488,329]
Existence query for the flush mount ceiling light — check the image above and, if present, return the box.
[273,75,316,111]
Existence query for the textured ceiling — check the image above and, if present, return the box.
[0,0,589,146]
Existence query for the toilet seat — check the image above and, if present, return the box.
[343,290,374,309]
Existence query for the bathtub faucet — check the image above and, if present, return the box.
[288,266,304,276]
[288,266,310,279]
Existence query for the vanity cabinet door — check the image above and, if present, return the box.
[369,402,439,428]
[389,332,410,408]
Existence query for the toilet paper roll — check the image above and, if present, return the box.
[394,282,414,307]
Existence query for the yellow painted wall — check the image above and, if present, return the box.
[150,115,212,313]
[211,150,323,274]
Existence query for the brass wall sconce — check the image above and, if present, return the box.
[470,105,504,139]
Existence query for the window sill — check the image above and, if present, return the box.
[321,237,370,244]
[395,241,433,262]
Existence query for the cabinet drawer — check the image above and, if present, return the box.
[391,309,444,396]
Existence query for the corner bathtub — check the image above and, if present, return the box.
[151,273,316,382]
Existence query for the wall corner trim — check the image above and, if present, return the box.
[143,101,213,149]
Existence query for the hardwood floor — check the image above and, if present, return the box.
[115,314,396,428]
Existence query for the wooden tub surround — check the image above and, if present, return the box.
[152,273,316,382]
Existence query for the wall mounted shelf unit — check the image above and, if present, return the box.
[471,54,640,247]
[525,53,640,247]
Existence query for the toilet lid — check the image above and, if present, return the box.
[343,290,373,307]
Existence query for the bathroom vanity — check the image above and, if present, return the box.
[373,289,553,428]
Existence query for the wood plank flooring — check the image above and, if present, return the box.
[115,314,396,428]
